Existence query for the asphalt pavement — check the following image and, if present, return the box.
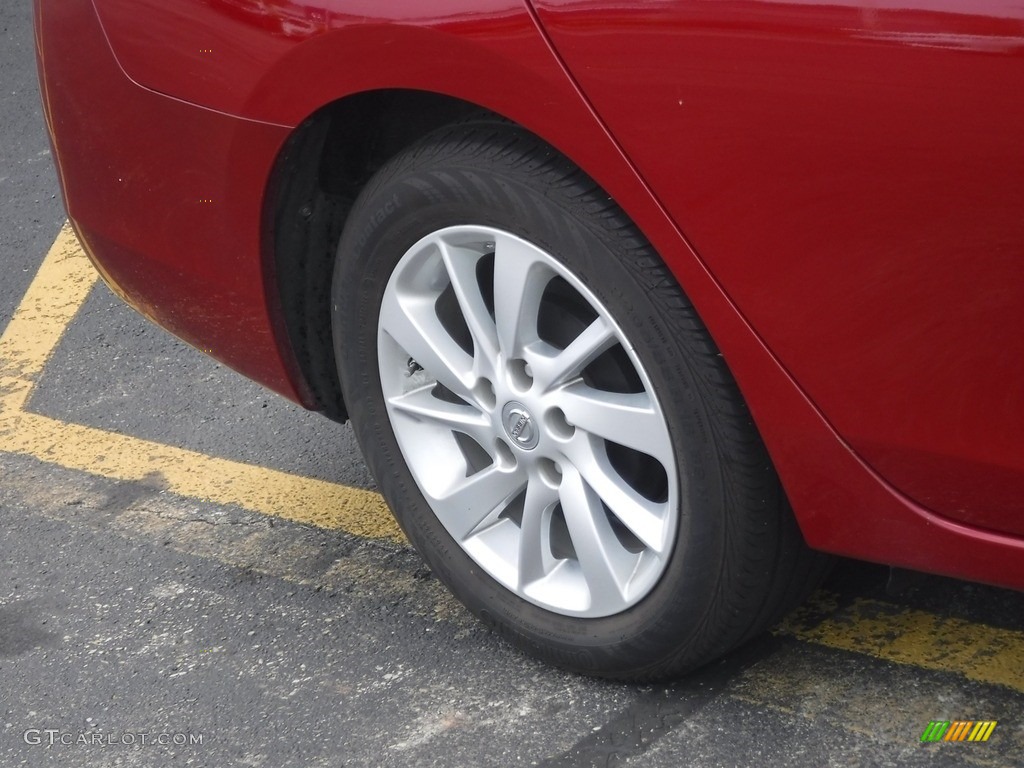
[2,3,1023,766]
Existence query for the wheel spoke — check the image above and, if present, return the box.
[529,316,617,393]
[429,465,528,542]
[492,232,548,360]
[559,466,640,611]
[387,385,492,446]
[561,436,670,554]
[517,479,560,589]
[438,238,499,379]
[555,385,674,469]
[380,287,475,402]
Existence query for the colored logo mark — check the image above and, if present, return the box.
[921,721,997,742]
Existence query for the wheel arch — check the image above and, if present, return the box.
[264,90,490,420]
[246,10,711,423]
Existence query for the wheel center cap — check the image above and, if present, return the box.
[502,401,539,450]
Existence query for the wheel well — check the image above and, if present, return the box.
[265,90,487,421]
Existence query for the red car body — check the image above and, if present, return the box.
[35,0,1024,588]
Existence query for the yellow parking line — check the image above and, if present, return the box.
[1,409,399,540]
[0,225,404,543]
[0,225,94,414]
[777,595,1024,693]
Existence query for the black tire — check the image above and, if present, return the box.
[332,121,828,680]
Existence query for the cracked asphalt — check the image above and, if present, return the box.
[3,4,1024,766]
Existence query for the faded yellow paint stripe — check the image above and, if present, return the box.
[0,410,402,542]
[0,226,403,543]
[0,224,97,414]
[778,596,1024,694]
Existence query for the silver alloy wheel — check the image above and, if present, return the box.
[377,226,678,618]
